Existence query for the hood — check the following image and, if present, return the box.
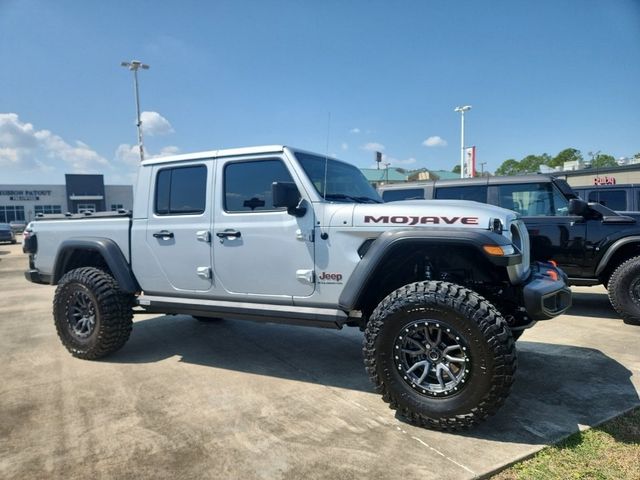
[325,199,519,229]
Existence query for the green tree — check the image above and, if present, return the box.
[549,148,582,169]
[519,154,547,174]
[591,153,617,168]
[495,159,521,176]
[452,165,461,174]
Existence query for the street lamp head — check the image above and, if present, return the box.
[454,105,472,112]
[120,60,150,71]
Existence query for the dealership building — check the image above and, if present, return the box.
[0,174,133,223]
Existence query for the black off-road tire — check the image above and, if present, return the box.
[511,329,524,341]
[607,256,640,325]
[363,281,517,430]
[53,267,134,359]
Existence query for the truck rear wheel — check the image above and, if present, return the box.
[53,267,134,359]
[363,281,516,430]
[607,256,640,325]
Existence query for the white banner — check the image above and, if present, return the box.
[463,146,476,178]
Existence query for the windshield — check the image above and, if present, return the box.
[295,152,382,203]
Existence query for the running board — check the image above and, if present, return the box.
[137,295,348,329]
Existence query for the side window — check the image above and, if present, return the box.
[155,165,207,215]
[589,190,627,211]
[497,183,569,216]
[382,188,425,202]
[224,159,295,212]
[434,185,487,203]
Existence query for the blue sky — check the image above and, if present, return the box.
[1,0,639,184]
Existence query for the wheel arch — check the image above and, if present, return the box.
[52,238,140,293]
[339,229,519,314]
[595,236,640,281]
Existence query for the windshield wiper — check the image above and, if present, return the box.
[324,193,382,204]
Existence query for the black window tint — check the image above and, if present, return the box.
[155,165,207,215]
[224,159,294,212]
[589,190,627,211]
[382,188,425,202]
[435,185,487,203]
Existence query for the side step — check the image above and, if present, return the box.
[137,295,348,329]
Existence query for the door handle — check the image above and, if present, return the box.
[216,229,241,240]
[153,230,174,239]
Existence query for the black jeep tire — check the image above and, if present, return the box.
[607,256,640,325]
[363,281,516,430]
[193,315,223,322]
[53,267,134,359]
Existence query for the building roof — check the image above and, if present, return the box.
[430,170,460,180]
[360,168,408,182]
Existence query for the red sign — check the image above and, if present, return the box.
[594,176,616,185]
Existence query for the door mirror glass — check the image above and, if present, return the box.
[568,198,588,216]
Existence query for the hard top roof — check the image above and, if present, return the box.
[140,145,286,166]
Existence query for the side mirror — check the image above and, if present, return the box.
[568,198,588,216]
[272,182,306,217]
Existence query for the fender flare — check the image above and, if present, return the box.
[595,235,640,276]
[52,237,140,293]
[338,228,520,310]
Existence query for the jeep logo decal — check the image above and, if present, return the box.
[318,272,343,283]
[364,215,479,225]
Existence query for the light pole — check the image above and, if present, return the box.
[121,60,150,161]
[454,105,472,178]
[480,161,487,176]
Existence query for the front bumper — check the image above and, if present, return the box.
[521,262,572,320]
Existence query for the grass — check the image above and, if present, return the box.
[493,407,640,480]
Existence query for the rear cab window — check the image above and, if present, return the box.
[382,188,425,202]
[155,164,207,215]
[434,185,487,203]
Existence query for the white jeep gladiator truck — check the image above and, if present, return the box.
[24,145,571,430]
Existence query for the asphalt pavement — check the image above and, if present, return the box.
[1,242,638,479]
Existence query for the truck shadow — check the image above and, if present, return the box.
[568,290,620,320]
[110,315,639,444]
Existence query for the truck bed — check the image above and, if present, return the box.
[31,212,131,278]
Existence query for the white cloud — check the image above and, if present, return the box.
[341,142,348,150]
[361,142,385,152]
[114,143,180,166]
[0,113,109,173]
[423,136,447,147]
[349,127,361,134]
[141,111,174,136]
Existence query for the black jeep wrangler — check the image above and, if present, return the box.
[380,175,640,325]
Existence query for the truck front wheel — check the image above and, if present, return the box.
[53,267,134,359]
[363,281,516,430]
[607,256,640,325]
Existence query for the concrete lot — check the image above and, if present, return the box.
[1,242,639,480]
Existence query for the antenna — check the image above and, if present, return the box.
[320,112,331,240]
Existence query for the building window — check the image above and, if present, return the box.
[588,190,627,211]
[111,204,124,211]
[34,205,62,215]
[77,204,96,213]
[0,205,25,223]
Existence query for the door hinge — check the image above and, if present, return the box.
[196,230,211,243]
[296,269,315,284]
[197,266,212,279]
[296,229,315,242]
